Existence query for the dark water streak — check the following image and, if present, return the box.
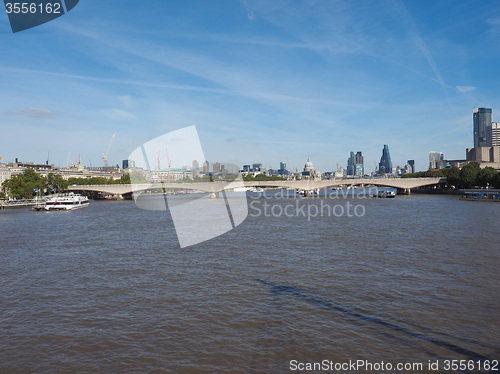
[256,279,491,361]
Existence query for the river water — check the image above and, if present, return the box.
[1,192,499,373]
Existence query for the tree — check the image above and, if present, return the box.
[442,167,460,188]
[459,162,481,188]
[45,172,69,193]
[492,172,500,189]
[1,168,44,199]
[476,167,498,188]
[118,174,131,184]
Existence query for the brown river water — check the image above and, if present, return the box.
[1,192,499,373]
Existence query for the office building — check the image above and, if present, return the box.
[192,160,199,176]
[378,145,392,174]
[407,160,415,174]
[347,151,364,176]
[466,146,500,166]
[277,162,289,176]
[473,108,492,148]
[122,160,134,169]
[429,152,445,170]
[202,161,209,174]
[252,163,263,172]
[213,162,221,174]
[492,122,500,147]
[347,152,355,176]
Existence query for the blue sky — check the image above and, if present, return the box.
[1,0,500,172]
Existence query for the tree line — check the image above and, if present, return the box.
[1,168,131,199]
[402,162,500,189]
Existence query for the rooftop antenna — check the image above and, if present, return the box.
[102,131,116,167]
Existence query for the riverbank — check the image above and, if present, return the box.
[412,188,462,195]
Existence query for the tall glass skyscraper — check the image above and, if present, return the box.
[378,145,392,174]
[347,151,364,176]
[473,108,492,147]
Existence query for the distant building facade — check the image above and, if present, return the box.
[301,157,321,180]
[192,160,200,177]
[347,151,364,176]
[122,159,135,169]
[378,145,392,174]
[407,160,415,174]
[473,107,492,148]
[466,146,500,168]
[277,162,289,176]
[428,151,445,170]
[202,161,210,174]
[492,122,500,147]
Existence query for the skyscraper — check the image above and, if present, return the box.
[347,151,355,176]
[202,161,209,174]
[473,108,492,147]
[428,151,444,170]
[213,162,221,174]
[278,162,288,176]
[492,122,500,147]
[347,151,364,176]
[192,160,199,176]
[378,145,392,174]
[407,160,415,174]
[355,151,364,176]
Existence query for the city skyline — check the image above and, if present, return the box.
[2,1,500,171]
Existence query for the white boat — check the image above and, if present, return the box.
[232,187,251,192]
[39,193,90,211]
[373,190,396,198]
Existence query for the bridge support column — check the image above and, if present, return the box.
[402,188,411,195]
[209,192,217,199]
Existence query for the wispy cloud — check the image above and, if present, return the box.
[486,17,500,33]
[456,86,476,93]
[118,95,135,109]
[9,107,53,118]
[243,1,255,21]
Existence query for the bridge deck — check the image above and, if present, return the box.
[68,178,445,195]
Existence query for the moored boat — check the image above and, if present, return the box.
[372,190,396,198]
[35,193,90,211]
[459,190,500,202]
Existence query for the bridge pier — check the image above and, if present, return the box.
[209,192,217,199]
[397,188,411,195]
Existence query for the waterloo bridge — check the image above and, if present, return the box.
[68,177,445,198]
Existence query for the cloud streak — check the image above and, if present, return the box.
[9,107,53,118]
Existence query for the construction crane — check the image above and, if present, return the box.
[156,147,171,170]
[102,132,116,167]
